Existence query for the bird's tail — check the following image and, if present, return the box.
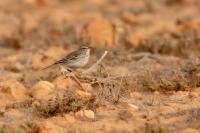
[41,63,56,71]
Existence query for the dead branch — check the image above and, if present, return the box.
[60,66,85,90]
[83,50,108,75]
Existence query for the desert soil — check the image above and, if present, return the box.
[0,0,200,133]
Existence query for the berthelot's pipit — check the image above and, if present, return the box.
[40,46,90,91]
[43,46,91,70]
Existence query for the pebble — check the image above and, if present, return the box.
[75,110,95,120]
[30,81,55,99]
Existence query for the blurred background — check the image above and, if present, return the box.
[1,0,200,70]
[0,0,200,132]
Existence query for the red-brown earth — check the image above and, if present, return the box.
[0,0,200,132]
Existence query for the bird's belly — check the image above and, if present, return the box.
[66,56,89,68]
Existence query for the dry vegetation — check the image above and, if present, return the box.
[0,0,200,132]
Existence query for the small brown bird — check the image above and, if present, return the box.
[43,46,91,70]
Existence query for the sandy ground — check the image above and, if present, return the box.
[0,0,200,132]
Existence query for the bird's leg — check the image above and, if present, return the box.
[82,50,108,75]
[59,66,71,76]
[59,66,85,91]
[70,74,85,91]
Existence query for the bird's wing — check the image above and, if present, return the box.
[54,50,80,64]
[41,49,80,70]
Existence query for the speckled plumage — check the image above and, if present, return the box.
[43,46,90,69]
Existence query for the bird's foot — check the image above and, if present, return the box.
[59,66,73,77]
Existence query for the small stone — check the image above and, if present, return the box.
[75,110,95,120]
[30,81,55,99]
[83,110,95,119]
[75,110,84,119]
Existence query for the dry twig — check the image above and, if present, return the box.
[83,51,108,75]
[60,66,85,90]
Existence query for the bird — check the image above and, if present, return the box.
[42,46,91,70]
